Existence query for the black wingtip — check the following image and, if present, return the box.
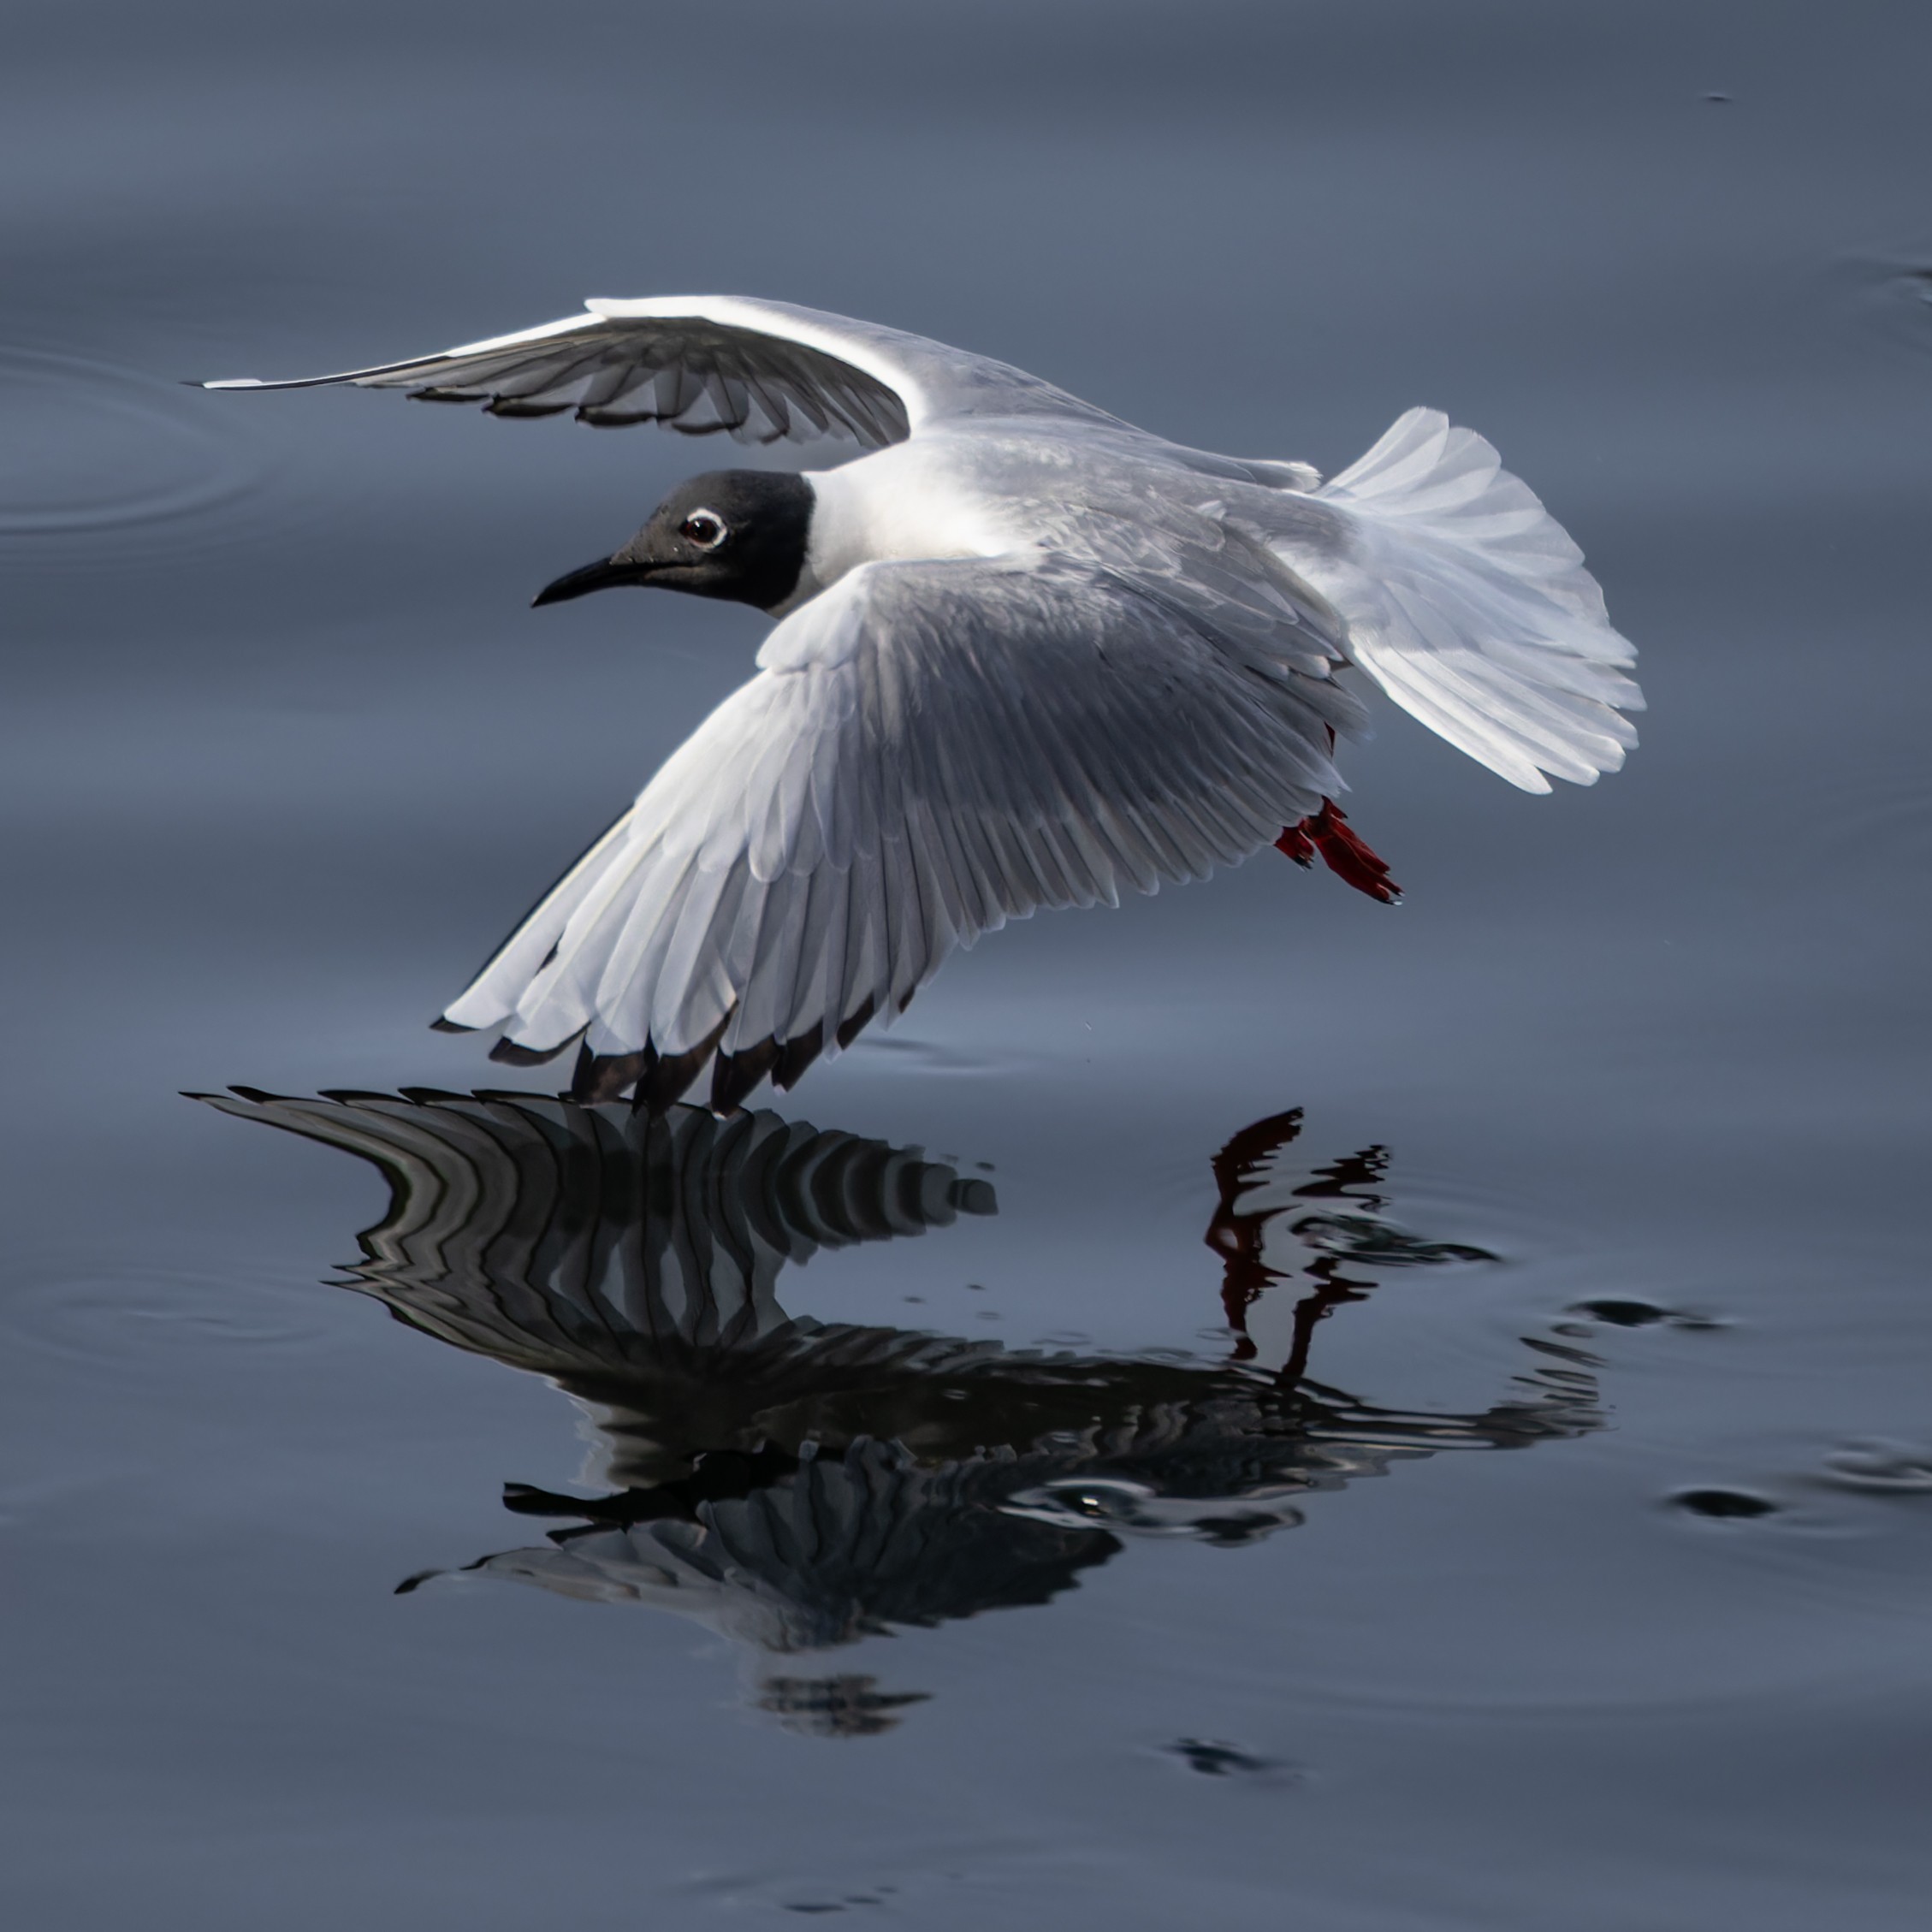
[709,1037,780,1115]
[489,1036,571,1067]
[429,1016,474,1034]
[835,995,878,1052]
[630,1012,733,1114]
[571,1045,651,1105]
[773,1023,826,1093]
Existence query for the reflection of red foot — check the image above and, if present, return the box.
[1275,801,1402,904]
[1206,1108,1305,1359]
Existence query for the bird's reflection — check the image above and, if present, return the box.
[200,1087,1601,1733]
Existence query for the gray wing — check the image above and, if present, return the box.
[199,293,1123,447]
[441,551,1365,1109]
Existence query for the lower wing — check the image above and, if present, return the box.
[441,553,1360,1109]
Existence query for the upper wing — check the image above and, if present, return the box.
[199,294,1122,447]
[442,552,1363,1111]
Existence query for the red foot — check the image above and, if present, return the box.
[1275,801,1402,904]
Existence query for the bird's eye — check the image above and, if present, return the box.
[679,510,727,549]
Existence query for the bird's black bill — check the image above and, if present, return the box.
[532,555,653,607]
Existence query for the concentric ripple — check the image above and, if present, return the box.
[0,345,263,553]
[3,1266,333,1368]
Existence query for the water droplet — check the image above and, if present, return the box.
[1674,1488,1778,1520]
[1571,1298,1724,1331]
[1571,1298,1667,1327]
[1163,1738,1297,1781]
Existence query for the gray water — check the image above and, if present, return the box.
[5,3,1931,1926]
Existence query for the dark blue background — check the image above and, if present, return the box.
[3,4,1929,1926]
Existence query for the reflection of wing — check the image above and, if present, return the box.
[203,1090,1603,1668]
[466,1440,1121,1655]
[459,1358,1600,1653]
[443,551,1361,1108]
[195,1086,993,1378]
[200,294,1121,447]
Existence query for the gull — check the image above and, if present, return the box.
[204,296,1642,1110]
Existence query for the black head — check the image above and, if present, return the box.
[533,471,814,614]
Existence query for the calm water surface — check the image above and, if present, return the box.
[4,3,1930,1926]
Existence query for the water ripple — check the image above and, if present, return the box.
[1793,768,1932,883]
[0,344,264,554]
[1829,251,1932,354]
[1817,1439,1932,1496]
[3,1267,331,1367]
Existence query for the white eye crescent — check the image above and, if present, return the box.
[679,509,727,549]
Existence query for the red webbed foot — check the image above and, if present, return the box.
[1275,800,1402,904]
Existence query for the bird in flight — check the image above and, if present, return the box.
[204,296,1641,1110]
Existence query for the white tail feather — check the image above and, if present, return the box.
[1295,409,1641,792]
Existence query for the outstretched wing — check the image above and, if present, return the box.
[441,553,1362,1110]
[199,294,1122,447]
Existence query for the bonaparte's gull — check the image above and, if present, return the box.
[204,296,1641,1109]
